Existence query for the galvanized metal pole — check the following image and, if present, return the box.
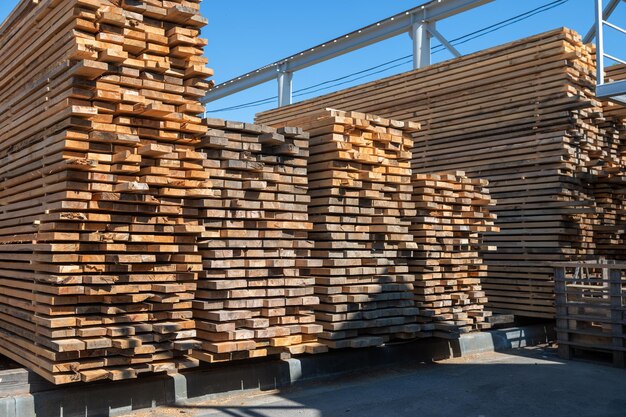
[583,0,622,43]
[277,70,293,107]
[412,22,431,70]
[596,0,605,85]
[427,24,461,57]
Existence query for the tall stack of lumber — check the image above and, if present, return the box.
[285,109,422,349]
[0,0,212,384]
[257,28,624,319]
[410,172,499,337]
[190,119,326,362]
[593,64,626,260]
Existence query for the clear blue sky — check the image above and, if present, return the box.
[1,0,624,122]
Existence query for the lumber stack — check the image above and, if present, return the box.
[593,64,626,261]
[605,64,626,120]
[590,178,626,261]
[286,109,422,348]
[190,119,326,362]
[410,172,499,337]
[0,0,212,384]
[257,28,623,319]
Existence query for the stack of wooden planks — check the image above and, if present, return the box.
[593,64,626,261]
[190,119,326,362]
[256,28,625,319]
[281,109,422,348]
[605,64,626,120]
[410,172,498,337]
[0,0,212,384]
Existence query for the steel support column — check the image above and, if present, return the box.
[427,25,461,58]
[583,0,623,43]
[411,22,432,69]
[277,70,293,107]
[596,0,606,85]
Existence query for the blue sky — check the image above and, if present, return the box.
[1,0,624,122]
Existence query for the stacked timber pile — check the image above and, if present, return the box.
[605,64,626,120]
[410,172,498,337]
[0,0,212,384]
[190,119,326,362]
[593,64,626,260]
[286,109,422,348]
[257,28,623,319]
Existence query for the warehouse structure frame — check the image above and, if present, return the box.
[202,0,494,107]
[589,0,626,104]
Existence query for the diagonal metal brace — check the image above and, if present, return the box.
[426,25,461,57]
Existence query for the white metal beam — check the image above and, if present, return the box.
[583,0,625,43]
[596,0,606,85]
[593,0,626,105]
[597,79,626,105]
[202,0,494,105]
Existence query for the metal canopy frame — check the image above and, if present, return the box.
[588,0,626,105]
[202,0,494,107]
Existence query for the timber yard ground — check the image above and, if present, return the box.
[119,346,626,417]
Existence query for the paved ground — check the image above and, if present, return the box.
[121,346,626,417]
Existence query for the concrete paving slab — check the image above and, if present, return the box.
[119,346,626,417]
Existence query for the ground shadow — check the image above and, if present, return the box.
[165,346,626,417]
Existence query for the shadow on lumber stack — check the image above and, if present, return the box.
[410,172,499,338]
[282,109,423,349]
[256,28,626,320]
[190,119,326,362]
[0,0,212,384]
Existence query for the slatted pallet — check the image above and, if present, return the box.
[554,262,626,367]
[0,0,213,384]
[256,28,626,319]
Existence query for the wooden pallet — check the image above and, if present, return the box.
[554,262,626,368]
